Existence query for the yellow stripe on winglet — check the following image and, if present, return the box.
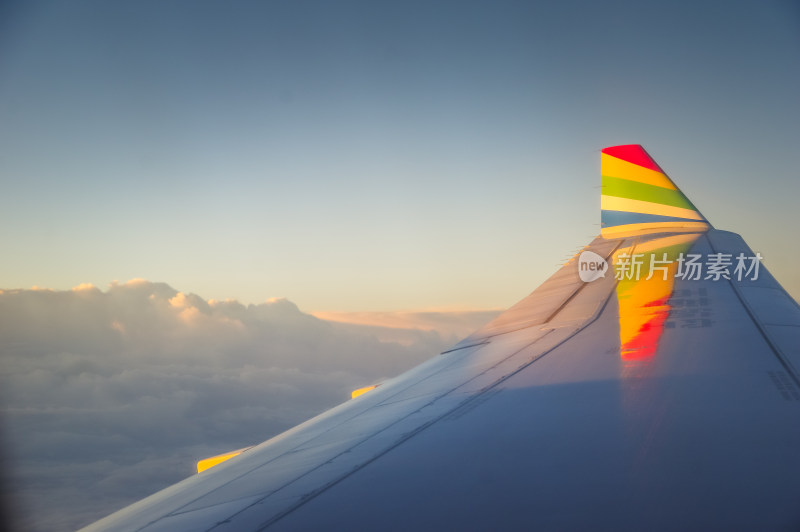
[197,447,253,473]
[601,153,677,190]
[351,384,379,399]
[600,195,705,221]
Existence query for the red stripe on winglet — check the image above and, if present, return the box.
[602,145,664,173]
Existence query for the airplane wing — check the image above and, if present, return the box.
[82,145,800,531]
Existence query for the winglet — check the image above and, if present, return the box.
[600,145,710,238]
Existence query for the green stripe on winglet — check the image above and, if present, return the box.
[601,176,697,211]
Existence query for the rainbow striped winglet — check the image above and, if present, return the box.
[600,145,710,238]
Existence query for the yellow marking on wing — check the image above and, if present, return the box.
[197,447,252,473]
[613,233,701,358]
[351,384,379,399]
[616,263,676,346]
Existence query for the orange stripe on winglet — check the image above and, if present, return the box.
[601,153,677,190]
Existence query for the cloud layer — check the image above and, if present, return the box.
[0,281,498,531]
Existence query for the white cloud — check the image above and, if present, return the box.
[0,281,498,531]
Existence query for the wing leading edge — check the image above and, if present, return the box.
[82,146,800,531]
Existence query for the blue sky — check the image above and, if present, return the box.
[1,0,798,311]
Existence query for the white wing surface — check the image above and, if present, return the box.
[82,146,800,531]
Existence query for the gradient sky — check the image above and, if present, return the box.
[1,0,798,311]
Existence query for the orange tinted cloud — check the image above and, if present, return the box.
[312,309,501,340]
